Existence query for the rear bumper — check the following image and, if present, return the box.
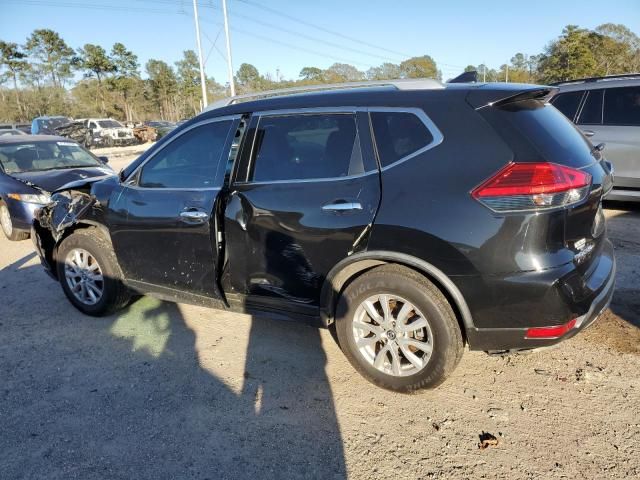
[464,239,616,351]
[606,188,640,202]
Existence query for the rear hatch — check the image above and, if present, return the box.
[469,85,614,274]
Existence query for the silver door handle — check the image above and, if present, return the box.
[180,210,209,223]
[581,129,595,137]
[322,202,363,212]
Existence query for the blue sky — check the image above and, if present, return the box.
[2,0,639,83]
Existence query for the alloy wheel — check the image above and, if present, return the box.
[352,294,434,377]
[64,248,104,305]
[0,205,12,237]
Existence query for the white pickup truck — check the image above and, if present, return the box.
[80,118,137,147]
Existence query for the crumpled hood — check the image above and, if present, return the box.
[11,166,114,193]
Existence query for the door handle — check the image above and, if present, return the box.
[581,129,595,137]
[322,201,363,212]
[180,209,209,223]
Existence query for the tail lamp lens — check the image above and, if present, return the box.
[472,163,591,212]
[525,318,577,339]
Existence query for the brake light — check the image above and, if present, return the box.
[525,318,577,339]
[472,162,591,212]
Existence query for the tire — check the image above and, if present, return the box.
[56,228,131,316]
[0,200,29,241]
[335,264,464,392]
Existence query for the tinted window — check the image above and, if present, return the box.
[250,113,363,182]
[603,87,640,126]
[370,111,434,167]
[551,91,583,121]
[577,90,603,125]
[139,121,232,188]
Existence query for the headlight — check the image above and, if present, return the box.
[8,193,51,204]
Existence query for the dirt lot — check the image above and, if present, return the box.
[1,150,638,479]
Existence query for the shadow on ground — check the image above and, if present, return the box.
[0,253,346,479]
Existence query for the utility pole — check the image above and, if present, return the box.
[192,0,208,108]
[483,63,486,82]
[505,65,509,83]
[222,0,236,96]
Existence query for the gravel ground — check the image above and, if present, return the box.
[0,150,638,479]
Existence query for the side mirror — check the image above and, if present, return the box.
[98,156,109,164]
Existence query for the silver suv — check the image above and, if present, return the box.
[550,74,640,202]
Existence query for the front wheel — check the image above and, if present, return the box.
[335,264,464,392]
[0,200,29,241]
[56,229,131,316]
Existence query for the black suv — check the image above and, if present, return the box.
[32,79,616,391]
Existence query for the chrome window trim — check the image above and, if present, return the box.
[234,169,378,187]
[124,115,240,191]
[367,107,444,172]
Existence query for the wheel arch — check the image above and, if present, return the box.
[320,251,475,338]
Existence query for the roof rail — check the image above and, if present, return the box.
[204,78,443,112]
[550,72,640,86]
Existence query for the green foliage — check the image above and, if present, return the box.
[399,56,439,80]
[299,66,324,81]
[24,29,74,87]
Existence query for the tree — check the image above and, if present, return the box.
[0,41,28,116]
[75,44,116,115]
[537,25,599,83]
[399,55,439,80]
[146,59,178,120]
[110,42,140,121]
[175,50,202,116]
[366,62,401,80]
[24,29,74,87]
[323,63,365,83]
[299,66,324,82]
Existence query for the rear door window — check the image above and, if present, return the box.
[370,111,434,167]
[551,91,584,121]
[249,113,364,182]
[603,86,640,126]
[577,90,603,125]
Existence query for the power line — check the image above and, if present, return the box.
[138,0,404,64]
[234,0,413,59]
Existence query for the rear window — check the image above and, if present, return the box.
[479,101,597,168]
[551,91,583,121]
[370,111,434,167]
[603,87,640,126]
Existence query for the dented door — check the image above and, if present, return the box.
[222,110,380,306]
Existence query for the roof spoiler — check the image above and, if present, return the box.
[466,85,558,109]
[448,71,478,83]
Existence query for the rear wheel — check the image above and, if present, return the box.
[335,264,464,391]
[56,229,131,316]
[0,200,29,241]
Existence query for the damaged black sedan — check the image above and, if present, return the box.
[0,135,112,240]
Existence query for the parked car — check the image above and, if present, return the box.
[0,123,31,134]
[0,129,28,136]
[144,120,177,139]
[0,135,113,241]
[31,116,72,135]
[550,73,640,202]
[32,80,615,391]
[80,118,137,147]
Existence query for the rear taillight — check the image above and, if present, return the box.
[472,162,591,212]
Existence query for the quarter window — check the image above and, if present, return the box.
[577,90,603,125]
[370,111,434,167]
[603,87,640,126]
[139,120,232,188]
[249,113,364,182]
[550,91,584,121]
